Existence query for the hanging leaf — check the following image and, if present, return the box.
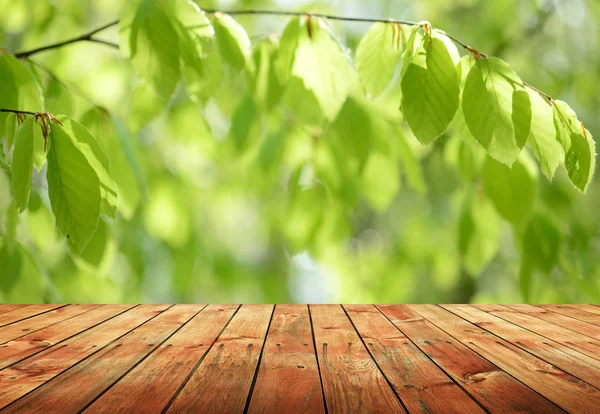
[553,100,596,192]
[361,151,400,212]
[458,193,501,275]
[523,212,561,274]
[482,152,538,227]
[252,38,284,110]
[120,0,181,99]
[0,53,43,111]
[356,22,404,99]
[5,113,18,149]
[46,119,102,250]
[462,57,531,166]
[212,12,253,72]
[280,17,360,122]
[401,32,460,145]
[56,116,118,218]
[527,91,563,180]
[11,117,34,212]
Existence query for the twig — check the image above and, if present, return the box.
[0,108,37,116]
[9,10,557,102]
[15,19,119,58]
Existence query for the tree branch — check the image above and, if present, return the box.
[0,108,37,116]
[9,9,556,102]
[14,19,119,58]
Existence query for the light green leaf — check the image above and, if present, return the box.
[56,116,118,218]
[552,100,596,192]
[459,193,501,275]
[482,152,538,226]
[120,0,181,99]
[285,17,360,121]
[274,17,302,84]
[565,128,596,193]
[361,151,400,212]
[393,125,426,193]
[523,212,561,274]
[356,22,404,99]
[229,95,258,152]
[252,38,284,110]
[44,78,74,116]
[0,53,43,111]
[401,33,460,144]
[527,91,563,180]
[462,57,531,166]
[0,139,10,177]
[330,97,374,170]
[46,120,101,250]
[5,113,18,149]
[11,117,34,212]
[212,13,253,72]
[32,121,47,171]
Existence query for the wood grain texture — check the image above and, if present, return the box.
[0,305,133,370]
[377,304,562,413]
[85,304,239,414]
[247,304,325,414]
[0,305,100,344]
[0,304,168,408]
[421,305,600,413]
[0,305,31,315]
[166,304,274,414]
[2,305,202,414]
[475,304,600,360]
[0,305,65,327]
[310,304,406,413]
[539,304,600,325]
[345,304,484,413]
[504,304,600,340]
[445,305,600,387]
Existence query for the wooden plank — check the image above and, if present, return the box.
[539,305,600,325]
[377,305,561,413]
[345,304,484,413]
[417,304,600,413]
[85,304,238,414]
[0,304,168,408]
[166,304,273,414]
[475,304,600,360]
[505,304,600,340]
[310,304,405,413]
[444,305,600,387]
[0,305,31,315]
[0,305,100,344]
[0,305,133,370]
[3,305,203,413]
[0,304,65,327]
[247,304,325,414]
[573,304,600,316]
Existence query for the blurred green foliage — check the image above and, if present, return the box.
[0,0,599,304]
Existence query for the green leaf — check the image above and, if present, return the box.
[46,119,101,250]
[401,33,460,144]
[0,139,10,177]
[212,13,253,72]
[462,57,531,166]
[482,152,538,227]
[282,17,360,122]
[11,117,34,212]
[330,97,374,170]
[523,212,561,274]
[5,113,18,149]
[120,0,181,99]
[252,38,284,110]
[56,116,118,218]
[527,91,563,180]
[44,78,74,115]
[356,22,404,99]
[459,193,501,275]
[229,95,258,152]
[32,120,47,171]
[361,151,400,212]
[77,217,110,267]
[553,100,596,192]
[565,127,596,193]
[275,17,302,84]
[0,53,43,111]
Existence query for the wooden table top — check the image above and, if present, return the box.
[0,304,599,413]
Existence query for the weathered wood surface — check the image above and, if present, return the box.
[0,304,599,413]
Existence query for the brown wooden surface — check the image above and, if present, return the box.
[0,304,599,413]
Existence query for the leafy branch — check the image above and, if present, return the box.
[9,8,555,102]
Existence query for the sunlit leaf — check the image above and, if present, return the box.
[212,12,253,72]
[527,91,563,180]
[11,117,34,212]
[401,33,460,144]
[463,57,531,166]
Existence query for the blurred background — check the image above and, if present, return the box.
[0,0,599,304]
